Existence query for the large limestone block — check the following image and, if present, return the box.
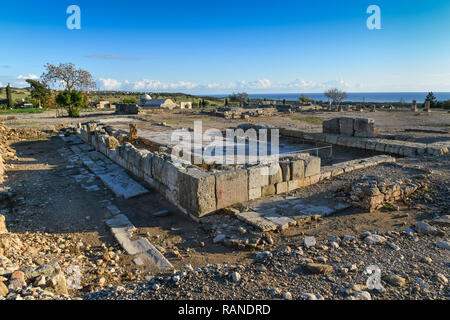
[248,165,270,189]
[304,156,321,177]
[178,167,216,217]
[249,187,262,200]
[354,118,374,138]
[290,159,305,180]
[151,156,181,190]
[339,117,355,136]
[279,161,291,181]
[216,169,248,209]
[322,118,340,134]
[261,184,276,197]
[268,164,283,184]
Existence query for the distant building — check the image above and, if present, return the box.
[90,101,111,108]
[180,102,192,109]
[139,94,177,110]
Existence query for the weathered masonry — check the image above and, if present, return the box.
[77,123,323,219]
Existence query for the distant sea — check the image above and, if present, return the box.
[210,92,450,103]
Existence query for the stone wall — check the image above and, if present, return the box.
[344,177,424,212]
[323,117,375,138]
[280,127,448,157]
[115,103,141,115]
[77,123,322,218]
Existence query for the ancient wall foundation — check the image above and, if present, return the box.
[323,117,375,138]
[77,123,323,218]
[343,177,425,212]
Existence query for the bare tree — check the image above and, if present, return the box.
[324,88,347,111]
[41,63,96,91]
[229,92,249,107]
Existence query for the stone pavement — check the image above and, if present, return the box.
[59,134,172,270]
[237,194,351,232]
[60,134,149,199]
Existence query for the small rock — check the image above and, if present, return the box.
[306,263,333,274]
[282,291,292,300]
[364,234,386,245]
[328,235,340,242]
[8,270,26,291]
[387,243,400,251]
[436,240,450,250]
[231,272,241,283]
[302,293,317,300]
[416,278,430,288]
[420,256,432,264]
[303,236,316,248]
[213,234,227,243]
[383,274,406,287]
[0,281,8,296]
[436,273,448,284]
[330,241,339,249]
[152,283,160,290]
[353,291,371,300]
[0,215,7,234]
[415,221,437,235]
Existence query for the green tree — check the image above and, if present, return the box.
[55,90,84,117]
[425,92,437,109]
[6,84,13,109]
[26,79,52,108]
[122,98,137,104]
[299,94,311,104]
[224,98,229,106]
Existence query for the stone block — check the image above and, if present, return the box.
[249,187,262,200]
[215,169,248,209]
[248,165,269,189]
[290,159,305,180]
[178,167,216,217]
[287,180,299,192]
[143,153,152,177]
[339,117,355,136]
[304,156,321,177]
[279,161,291,181]
[261,184,276,197]
[323,118,340,134]
[269,164,283,184]
[275,182,287,194]
[354,118,374,138]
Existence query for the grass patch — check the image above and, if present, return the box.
[289,116,324,125]
[0,108,50,115]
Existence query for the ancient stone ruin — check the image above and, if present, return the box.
[323,117,375,138]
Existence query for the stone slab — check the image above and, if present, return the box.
[215,170,248,209]
[237,211,278,232]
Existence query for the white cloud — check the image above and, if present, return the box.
[98,78,122,90]
[92,77,359,93]
[132,79,199,90]
[17,73,39,80]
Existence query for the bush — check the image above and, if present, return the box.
[56,90,84,117]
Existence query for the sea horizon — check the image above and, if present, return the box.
[208,92,450,103]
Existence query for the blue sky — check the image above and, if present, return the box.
[1,0,449,94]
